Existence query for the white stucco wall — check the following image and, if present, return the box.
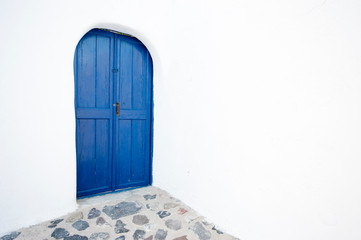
[1,0,361,239]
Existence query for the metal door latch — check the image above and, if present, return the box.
[116,102,120,116]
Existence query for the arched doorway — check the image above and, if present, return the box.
[74,29,153,198]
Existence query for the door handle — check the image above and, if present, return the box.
[116,102,120,116]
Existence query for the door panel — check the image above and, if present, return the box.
[95,36,112,108]
[76,119,96,191]
[76,119,111,193]
[131,120,146,182]
[76,33,112,108]
[132,44,147,110]
[95,119,111,187]
[114,36,151,190]
[75,29,152,198]
[75,30,114,197]
[77,35,96,108]
[116,120,132,187]
[118,40,132,109]
[115,119,148,189]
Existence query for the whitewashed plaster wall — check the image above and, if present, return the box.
[1,0,361,239]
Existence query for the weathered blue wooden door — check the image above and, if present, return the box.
[75,29,152,198]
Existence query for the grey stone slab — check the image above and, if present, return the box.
[48,219,64,228]
[190,222,211,240]
[114,236,125,240]
[96,217,106,225]
[103,201,141,220]
[64,235,88,240]
[51,228,69,239]
[72,220,90,231]
[50,219,63,225]
[156,211,170,219]
[132,215,149,225]
[165,219,182,231]
[133,230,146,240]
[89,232,110,240]
[96,217,109,226]
[0,232,21,240]
[88,208,101,219]
[143,194,156,200]
[145,235,153,240]
[154,229,167,240]
[114,220,129,234]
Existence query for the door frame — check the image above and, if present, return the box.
[74,28,154,198]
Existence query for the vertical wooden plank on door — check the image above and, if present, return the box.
[114,37,133,188]
[94,33,112,189]
[145,51,152,184]
[131,44,147,182]
[76,33,96,193]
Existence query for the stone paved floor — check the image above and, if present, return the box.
[0,186,238,240]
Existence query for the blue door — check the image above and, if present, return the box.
[75,29,152,198]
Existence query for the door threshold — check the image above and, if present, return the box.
[76,185,151,207]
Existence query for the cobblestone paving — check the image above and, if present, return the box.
[0,187,238,240]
